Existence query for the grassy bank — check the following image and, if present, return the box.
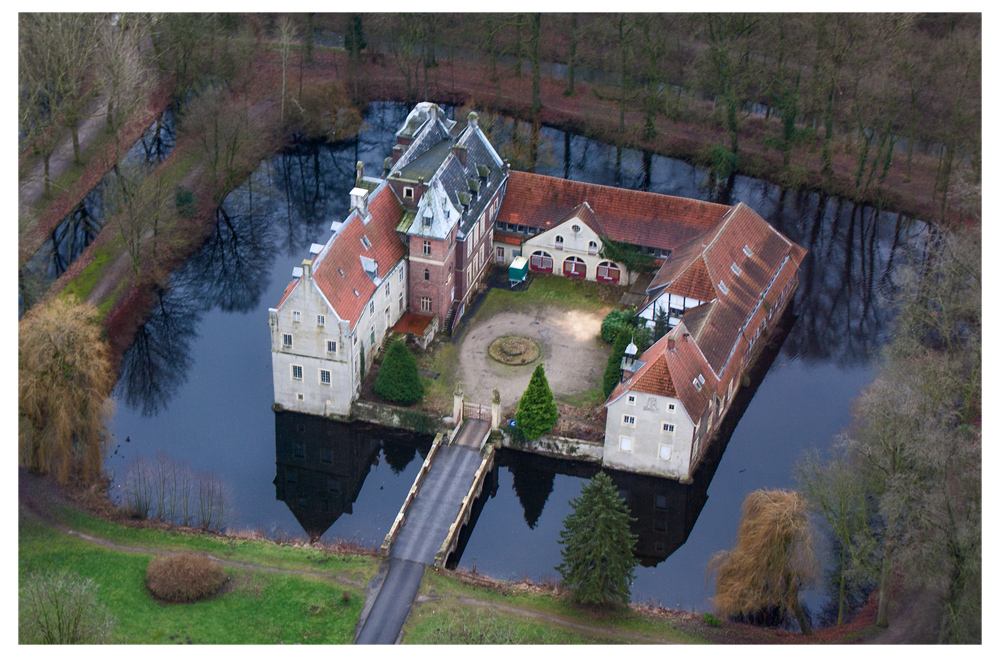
[19,507,368,644]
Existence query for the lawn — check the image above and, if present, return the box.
[474,274,621,324]
[402,569,707,645]
[19,509,366,644]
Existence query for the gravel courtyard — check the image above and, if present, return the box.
[456,308,611,412]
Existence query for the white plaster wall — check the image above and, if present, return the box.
[638,292,705,328]
[602,390,696,479]
[522,220,627,285]
[270,260,408,418]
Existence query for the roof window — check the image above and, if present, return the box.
[719,281,729,295]
[743,245,753,258]
[731,263,741,276]
[697,374,706,385]
[361,235,372,250]
[353,289,360,297]
[338,268,344,276]
[692,378,702,391]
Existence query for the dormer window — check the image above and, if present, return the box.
[693,377,702,391]
[403,187,414,199]
[424,214,432,227]
[361,235,372,250]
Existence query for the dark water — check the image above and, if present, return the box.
[107,102,930,614]
[19,107,177,315]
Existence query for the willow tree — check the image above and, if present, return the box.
[19,297,115,485]
[708,489,817,634]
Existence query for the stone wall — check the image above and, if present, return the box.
[351,399,446,436]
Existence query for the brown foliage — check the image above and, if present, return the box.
[145,553,226,603]
[708,489,817,633]
[18,297,115,485]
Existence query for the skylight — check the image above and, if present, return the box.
[719,280,729,295]
[361,235,372,250]
[731,263,741,276]
[743,245,753,258]
[353,290,359,297]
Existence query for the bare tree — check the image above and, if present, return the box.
[103,160,171,275]
[277,16,299,125]
[97,14,152,158]
[708,489,817,634]
[180,86,253,202]
[19,297,115,485]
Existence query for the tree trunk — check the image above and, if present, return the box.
[514,14,523,78]
[72,122,82,164]
[565,13,577,96]
[43,153,51,196]
[530,14,541,119]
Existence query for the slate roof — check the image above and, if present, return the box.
[279,182,406,332]
[497,171,730,251]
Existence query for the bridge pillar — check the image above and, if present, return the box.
[453,382,464,426]
[491,388,501,430]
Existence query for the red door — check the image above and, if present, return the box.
[529,253,553,273]
[597,263,621,283]
[563,257,587,279]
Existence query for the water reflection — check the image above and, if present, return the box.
[19,107,178,316]
[273,411,432,542]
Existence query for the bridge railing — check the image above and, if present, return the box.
[380,432,444,555]
[434,443,496,567]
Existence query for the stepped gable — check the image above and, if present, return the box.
[498,170,730,251]
[307,184,406,331]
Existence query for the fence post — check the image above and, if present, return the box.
[453,381,464,426]
[491,388,501,430]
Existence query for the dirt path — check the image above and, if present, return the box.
[20,94,110,207]
[457,308,610,411]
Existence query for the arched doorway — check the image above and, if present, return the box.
[563,256,586,279]
[597,261,621,283]
[529,250,553,273]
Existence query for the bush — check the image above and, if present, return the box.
[175,185,196,217]
[146,553,226,603]
[374,340,424,405]
[600,309,637,343]
[19,571,116,644]
[703,613,722,627]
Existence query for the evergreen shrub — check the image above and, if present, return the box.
[374,340,424,405]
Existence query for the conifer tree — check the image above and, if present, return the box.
[373,340,423,405]
[515,364,558,441]
[602,328,633,398]
[653,306,669,342]
[556,472,638,605]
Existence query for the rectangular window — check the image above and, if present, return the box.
[317,314,325,327]
[622,414,636,426]
[369,300,375,315]
[667,403,676,412]
[661,423,675,433]
[327,340,337,354]
[743,245,753,258]
[293,442,305,458]
[399,296,404,312]
[655,494,668,509]
[423,240,431,256]
[403,186,414,199]
[319,369,331,385]
[654,517,667,532]
[291,364,303,381]
[320,448,332,463]
[731,263,742,276]
[626,395,636,406]
[399,268,404,281]
[693,378,702,391]
[353,334,358,345]
[361,235,372,250]
[719,280,729,295]
[658,444,673,459]
[370,329,375,346]
[619,436,633,452]
[386,282,391,297]
[283,333,293,348]
[292,311,301,322]
[420,297,432,312]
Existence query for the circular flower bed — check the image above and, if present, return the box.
[488,335,541,365]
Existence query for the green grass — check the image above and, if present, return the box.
[19,511,363,644]
[416,341,460,414]
[474,275,616,324]
[60,246,114,302]
[556,386,607,409]
[403,570,707,645]
[42,502,376,583]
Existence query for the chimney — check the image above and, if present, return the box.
[429,104,438,123]
[350,187,368,218]
[392,143,405,164]
[302,258,313,280]
[682,332,690,342]
[383,156,393,176]
[667,334,676,351]
[468,110,479,128]
[355,160,364,186]
[452,144,467,167]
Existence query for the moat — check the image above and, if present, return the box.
[107,102,930,613]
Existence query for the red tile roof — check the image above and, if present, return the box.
[393,312,435,335]
[496,232,522,245]
[498,171,731,252]
[285,184,406,332]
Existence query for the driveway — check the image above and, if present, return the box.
[456,309,610,411]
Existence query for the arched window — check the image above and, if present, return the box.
[597,261,621,283]
[563,256,586,279]
[555,235,565,249]
[529,250,554,273]
[424,268,430,281]
[589,240,599,255]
